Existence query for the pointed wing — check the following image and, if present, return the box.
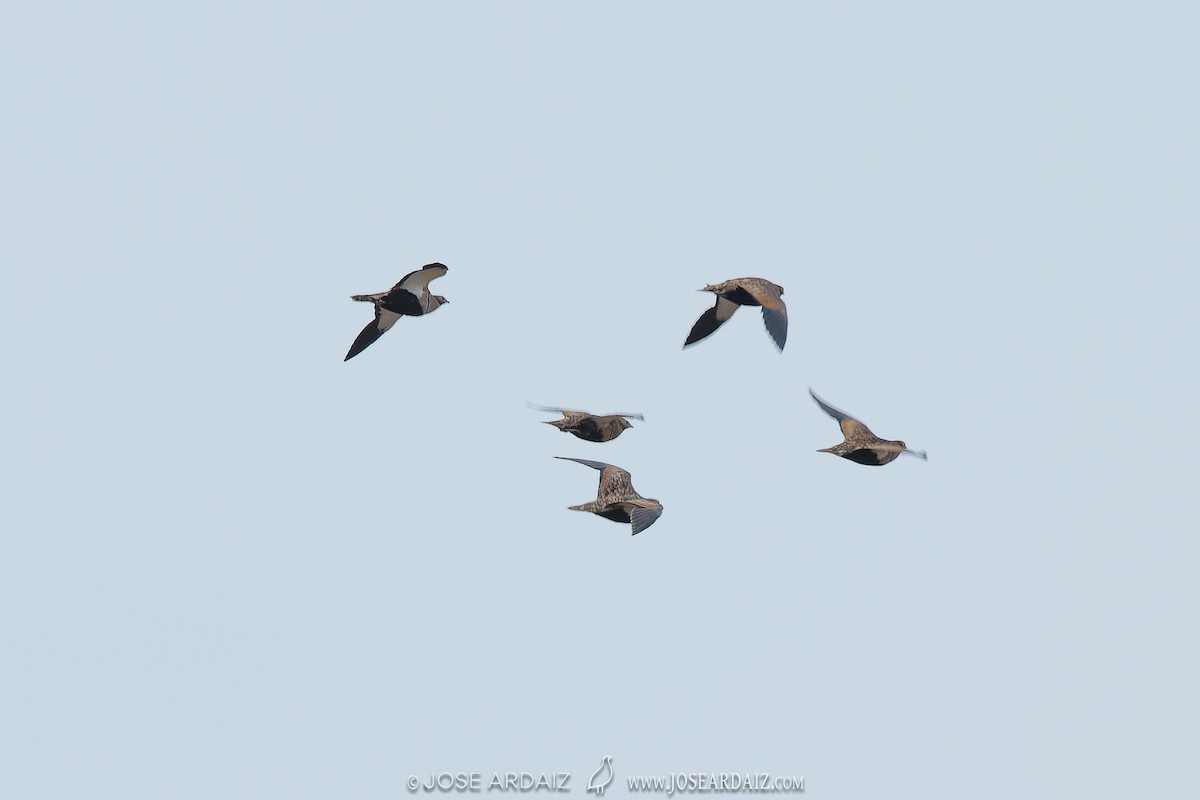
[630,503,662,535]
[554,456,620,474]
[344,308,400,361]
[808,388,876,439]
[392,263,448,294]
[684,296,739,347]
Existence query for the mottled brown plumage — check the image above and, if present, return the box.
[344,263,449,361]
[526,402,643,443]
[555,457,663,535]
[809,388,927,466]
[684,277,787,352]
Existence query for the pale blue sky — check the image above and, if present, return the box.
[2,2,1198,798]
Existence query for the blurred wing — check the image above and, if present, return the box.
[808,388,874,438]
[526,400,584,415]
[630,504,662,535]
[684,296,738,347]
[527,402,641,422]
[344,308,400,361]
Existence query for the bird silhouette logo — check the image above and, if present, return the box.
[586,755,614,795]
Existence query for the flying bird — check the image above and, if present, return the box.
[526,401,644,443]
[555,457,663,535]
[684,277,787,351]
[809,388,927,466]
[344,263,449,361]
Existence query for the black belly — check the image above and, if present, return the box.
[726,287,762,307]
[381,291,424,316]
[567,419,605,442]
[845,449,885,466]
[596,508,632,524]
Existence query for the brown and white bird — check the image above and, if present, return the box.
[555,457,663,535]
[526,402,644,443]
[344,263,449,361]
[809,388,927,466]
[684,277,787,352]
